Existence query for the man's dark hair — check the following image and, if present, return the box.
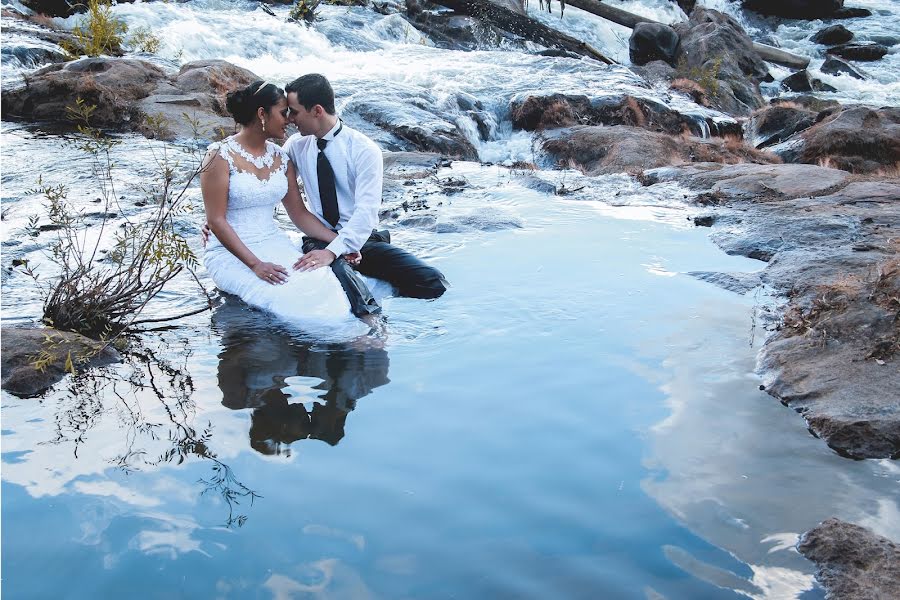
[285,74,336,115]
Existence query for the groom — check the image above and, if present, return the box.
[284,73,448,316]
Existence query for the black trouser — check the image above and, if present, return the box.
[302,230,448,317]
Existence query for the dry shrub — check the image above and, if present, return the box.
[670,78,709,107]
[624,96,646,128]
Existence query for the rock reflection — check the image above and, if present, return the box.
[212,299,390,456]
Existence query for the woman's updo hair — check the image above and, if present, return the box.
[225,80,285,126]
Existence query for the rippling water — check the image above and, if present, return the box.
[2,0,899,597]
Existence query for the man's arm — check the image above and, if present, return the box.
[325,141,382,258]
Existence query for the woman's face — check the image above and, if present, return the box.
[262,96,290,139]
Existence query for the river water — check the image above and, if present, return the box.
[2,0,899,598]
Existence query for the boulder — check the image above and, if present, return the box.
[781,70,837,93]
[673,8,769,116]
[797,106,900,174]
[811,24,854,46]
[629,23,680,67]
[828,43,889,62]
[540,125,778,175]
[509,93,739,137]
[1,327,122,397]
[799,519,900,599]
[821,56,868,80]
[746,102,817,148]
[741,0,843,19]
[832,6,872,19]
[0,57,260,142]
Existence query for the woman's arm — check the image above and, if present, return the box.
[200,149,288,284]
[282,161,338,243]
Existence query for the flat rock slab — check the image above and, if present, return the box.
[1,327,122,397]
[644,163,900,458]
[799,518,900,600]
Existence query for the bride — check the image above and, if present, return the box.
[200,80,371,331]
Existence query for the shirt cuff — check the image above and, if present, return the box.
[325,238,345,258]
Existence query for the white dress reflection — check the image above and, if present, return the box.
[212,297,389,455]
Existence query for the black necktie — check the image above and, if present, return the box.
[316,124,342,228]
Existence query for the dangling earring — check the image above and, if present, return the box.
[261,117,267,133]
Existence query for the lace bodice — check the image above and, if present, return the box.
[206,137,290,248]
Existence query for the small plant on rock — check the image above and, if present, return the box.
[127,26,161,54]
[62,0,128,57]
[288,0,320,23]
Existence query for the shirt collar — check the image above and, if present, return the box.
[321,119,343,142]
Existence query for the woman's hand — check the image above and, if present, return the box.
[252,261,289,284]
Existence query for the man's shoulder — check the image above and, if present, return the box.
[343,124,381,158]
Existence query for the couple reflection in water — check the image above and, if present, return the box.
[212,297,389,455]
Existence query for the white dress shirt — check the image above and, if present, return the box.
[283,120,383,258]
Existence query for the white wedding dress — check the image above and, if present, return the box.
[204,137,376,335]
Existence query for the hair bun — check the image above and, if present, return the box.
[225,88,251,123]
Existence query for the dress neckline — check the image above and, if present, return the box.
[226,136,276,170]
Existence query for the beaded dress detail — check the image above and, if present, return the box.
[203,137,365,334]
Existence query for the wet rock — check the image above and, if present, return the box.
[741,0,843,20]
[673,8,769,117]
[689,271,762,294]
[20,0,81,17]
[799,518,900,599]
[648,163,900,458]
[383,151,445,180]
[811,24,854,46]
[781,70,837,93]
[0,56,260,142]
[540,126,778,175]
[831,6,872,19]
[629,23,680,67]
[821,56,868,80]
[827,43,889,62]
[797,106,900,174]
[510,93,735,137]
[632,60,677,85]
[747,103,817,148]
[1,327,122,397]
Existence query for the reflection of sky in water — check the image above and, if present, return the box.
[4,159,896,597]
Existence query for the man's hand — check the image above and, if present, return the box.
[344,252,362,267]
[294,249,336,272]
[200,222,211,247]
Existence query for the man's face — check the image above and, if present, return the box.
[287,92,317,136]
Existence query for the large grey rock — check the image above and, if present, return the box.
[673,8,769,116]
[746,102,817,148]
[797,106,900,174]
[799,518,900,599]
[510,93,740,137]
[1,327,122,397]
[781,70,837,93]
[0,57,260,142]
[539,126,778,175]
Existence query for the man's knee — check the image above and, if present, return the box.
[405,269,448,299]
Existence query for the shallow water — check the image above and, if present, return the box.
[3,152,899,597]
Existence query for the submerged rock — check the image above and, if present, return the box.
[821,56,868,80]
[799,518,900,599]
[832,6,872,19]
[781,70,837,93]
[746,102,817,148]
[1,327,122,397]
